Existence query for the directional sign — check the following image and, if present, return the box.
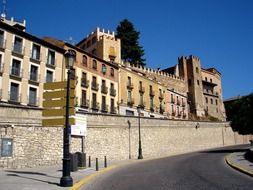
[42,117,75,127]
[42,108,76,117]
[43,89,75,100]
[44,80,75,90]
[43,98,75,108]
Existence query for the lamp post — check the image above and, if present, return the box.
[137,107,143,159]
[60,49,75,187]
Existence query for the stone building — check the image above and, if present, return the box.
[0,17,64,108]
[44,37,120,114]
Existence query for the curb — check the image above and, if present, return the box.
[225,154,253,177]
[69,161,136,190]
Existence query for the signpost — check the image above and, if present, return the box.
[42,80,76,127]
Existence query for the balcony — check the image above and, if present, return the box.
[27,96,39,107]
[101,104,109,113]
[0,38,6,51]
[127,82,134,90]
[91,82,99,91]
[91,102,100,110]
[159,93,164,100]
[12,43,24,57]
[159,107,165,114]
[149,89,155,97]
[127,98,134,106]
[139,86,145,93]
[101,85,108,94]
[10,67,22,80]
[81,79,89,88]
[30,52,41,64]
[138,101,145,109]
[29,72,40,85]
[110,88,116,97]
[150,106,155,112]
[110,106,117,114]
[8,92,21,104]
[0,62,3,74]
[81,99,89,108]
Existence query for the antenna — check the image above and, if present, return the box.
[1,0,7,19]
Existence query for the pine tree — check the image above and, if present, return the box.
[116,19,145,65]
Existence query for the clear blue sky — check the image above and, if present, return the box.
[4,0,253,99]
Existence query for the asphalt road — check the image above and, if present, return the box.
[82,145,253,190]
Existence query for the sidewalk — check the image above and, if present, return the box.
[0,159,132,190]
[225,150,253,177]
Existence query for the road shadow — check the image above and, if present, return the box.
[5,170,59,178]
[6,173,60,186]
[201,148,249,154]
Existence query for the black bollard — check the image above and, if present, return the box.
[88,156,91,167]
[104,156,107,168]
[96,158,99,171]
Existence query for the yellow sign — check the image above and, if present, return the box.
[43,89,75,99]
[43,98,75,108]
[44,80,75,90]
[42,108,76,117]
[42,118,75,126]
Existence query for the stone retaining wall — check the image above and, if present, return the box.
[0,106,251,169]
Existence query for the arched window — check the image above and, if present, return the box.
[92,59,97,70]
[110,68,114,77]
[102,64,107,74]
[82,55,87,66]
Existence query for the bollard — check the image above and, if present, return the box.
[88,156,91,167]
[104,156,107,168]
[96,158,99,171]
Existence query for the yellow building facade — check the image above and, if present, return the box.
[0,19,64,108]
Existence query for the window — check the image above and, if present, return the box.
[92,60,97,70]
[91,49,97,55]
[102,64,107,74]
[87,40,91,47]
[92,37,96,44]
[102,96,106,110]
[216,99,218,105]
[110,98,115,113]
[171,94,174,103]
[196,67,199,73]
[92,76,96,84]
[1,138,13,157]
[0,54,3,72]
[110,68,114,77]
[205,77,207,81]
[31,43,41,60]
[210,79,213,83]
[47,50,55,65]
[82,55,87,66]
[188,79,191,86]
[206,97,208,104]
[197,80,200,85]
[30,65,38,81]
[81,90,87,107]
[11,59,21,77]
[13,36,23,54]
[46,70,53,82]
[139,93,144,105]
[150,96,154,109]
[211,98,213,104]
[127,90,132,102]
[177,106,180,115]
[10,82,19,102]
[0,30,4,48]
[92,93,97,108]
[29,87,37,106]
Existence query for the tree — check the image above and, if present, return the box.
[116,19,145,65]
[226,93,253,135]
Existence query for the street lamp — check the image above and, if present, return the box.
[60,49,75,187]
[137,107,143,159]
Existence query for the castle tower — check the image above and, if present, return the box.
[178,55,205,117]
[76,27,121,64]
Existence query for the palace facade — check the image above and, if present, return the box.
[0,17,226,121]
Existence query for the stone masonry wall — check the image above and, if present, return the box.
[0,106,251,169]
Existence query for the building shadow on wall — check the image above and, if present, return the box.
[201,148,249,154]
